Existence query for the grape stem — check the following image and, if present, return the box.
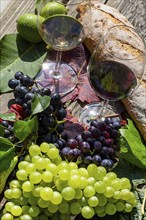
[141,186,146,215]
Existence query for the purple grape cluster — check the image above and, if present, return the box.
[4,72,67,144]
[59,117,123,170]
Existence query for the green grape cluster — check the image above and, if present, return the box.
[1,142,137,220]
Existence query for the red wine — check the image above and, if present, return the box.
[89,60,137,101]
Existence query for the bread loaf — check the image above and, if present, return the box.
[77,2,146,142]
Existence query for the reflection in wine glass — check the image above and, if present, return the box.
[79,25,146,125]
[36,0,90,96]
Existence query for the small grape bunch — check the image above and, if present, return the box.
[60,117,124,170]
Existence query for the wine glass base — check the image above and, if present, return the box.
[35,61,78,96]
[78,102,120,126]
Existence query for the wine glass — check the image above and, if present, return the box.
[79,24,146,125]
[36,0,90,96]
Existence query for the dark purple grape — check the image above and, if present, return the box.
[56,108,67,120]
[24,92,35,102]
[57,139,66,149]
[15,97,24,105]
[61,147,70,156]
[20,75,34,87]
[98,136,106,145]
[15,86,28,98]
[50,93,61,105]
[90,120,98,127]
[60,131,68,141]
[82,131,91,140]
[14,71,24,80]
[41,87,51,96]
[79,141,90,153]
[51,134,59,143]
[73,148,81,157]
[111,129,119,138]
[100,159,113,169]
[1,120,9,127]
[56,124,64,133]
[92,154,102,165]
[91,127,101,138]
[31,87,40,93]
[8,78,19,89]
[75,134,83,143]
[67,138,78,149]
[101,146,110,156]
[102,131,110,138]
[66,149,75,161]
[96,121,107,131]
[93,141,102,151]
[4,129,11,138]
[84,155,92,164]
[105,138,113,146]
[44,105,54,115]
[85,137,95,148]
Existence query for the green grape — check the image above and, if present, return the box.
[87,177,96,186]
[28,195,38,206]
[5,201,15,212]
[38,214,49,220]
[111,179,122,190]
[11,205,22,216]
[22,181,34,192]
[88,196,99,207]
[29,171,42,184]
[78,196,88,206]
[103,176,112,186]
[40,142,50,153]
[78,168,89,178]
[44,208,53,217]
[95,205,105,214]
[87,164,98,177]
[97,212,106,217]
[78,176,88,189]
[115,201,125,212]
[22,205,30,214]
[94,180,106,193]
[70,201,82,215]
[81,206,95,219]
[11,188,22,199]
[120,189,132,200]
[68,162,78,170]
[47,202,58,213]
[1,213,14,220]
[61,186,75,201]
[44,158,51,165]
[18,161,29,170]
[113,190,121,199]
[25,163,36,174]
[57,161,69,171]
[28,205,40,217]
[94,166,107,181]
[59,169,70,181]
[59,213,71,220]
[83,186,95,197]
[37,198,50,208]
[20,214,33,220]
[31,156,41,163]
[58,200,69,214]
[104,186,114,198]
[106,172,117,180]
[74,188,83,199]
[46,163,57,176]
[40,187,53,201]
[70,169,79,175]
[105,203,116,215]
[120,177,131,190]
[50,212,60,220]
[127,192,137,206]
[24,154,32,162]
[97,194,107,206]
[10,180,21,189]
[22,191,32,198]
[32,186,43,197]
[68,174,81,188]
[124,203,133,212]
[4,188,12,199]
[52,156,62,165]
[42,171,53,183]
[28,144,41,156]
[108,197,117,204]
[55,179,68,191]
[34,158,46,170]
[18,196,28,206]
[16,170,28,181]
[51,191,62,205]
[47,147,59,159]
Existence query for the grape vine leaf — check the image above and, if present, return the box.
[119,119,146,169]
[31,95,51,115]
[13,116,38,141]
[0,113,16,122]
[0,34,47,94]
[0,137,14,161]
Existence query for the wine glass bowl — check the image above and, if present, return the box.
[79,25,146,124]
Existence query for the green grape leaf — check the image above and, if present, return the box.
[31,95,51,115]
[0,113,16,121]
[0,137,14,161]
[0,33,47,94]
[0,124,5,136]
[119,119,146,169]
[13,116,38,141]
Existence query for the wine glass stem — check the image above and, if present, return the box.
[99,99,109,119]
[54,50,62,79]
